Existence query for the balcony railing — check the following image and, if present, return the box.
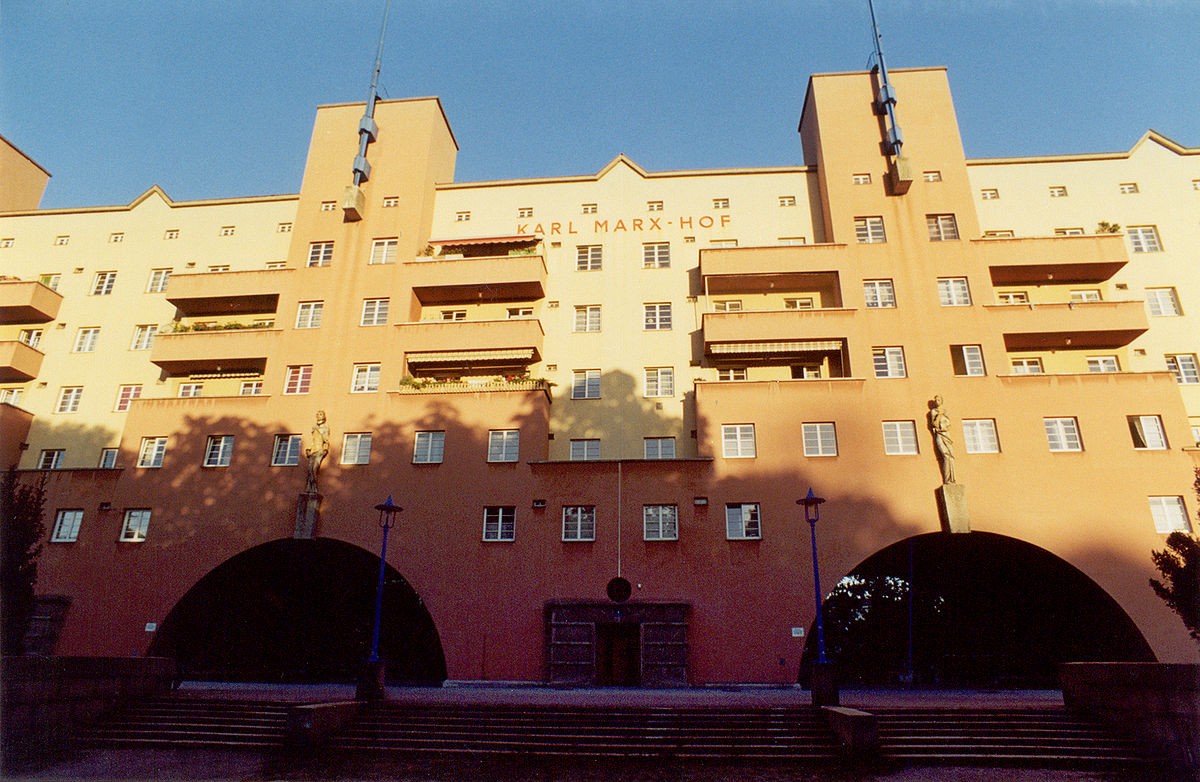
[0,280,62,325]
[150,328,282,375]
[975,234,1128,285]
[984,300,1148,350]
[703,309,856,348]
[392,378,552,395]
[405,254,547,305]
[397,318,544,373]
[165,269,289,317]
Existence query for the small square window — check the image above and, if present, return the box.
[851,174,871,185]
[722,424,756,458]
[997,291,1029,304]
[784,298,814,310]
[643,505,678,541]
[51,510,84,542]
[882,421,919,455]
[454,211,471,222]
[1044,417,1083,452]
[342,433,373,465]
[712,198,730,210]
[218,225,236,236]
[203,435,235,467]
[647,201,664,212]
[488,430,520,463]
[1148,496,1191,534]
[922,171,942,182]
[644,437,675,459]
[713,300,742,313]
[962,419,1000,453]
[120,509,152,542]
[413,431,445,464]
[1086,356,1120,373]
[1011,358,1044,374]
[0,238,13,248]
[1049,186,1069,198]
[109,232,124,243]
[951,345,986,376]
[38,449,64,470]
[164,229,180,239]
[581,203,598,214]
[980,188,1000,200]
[276,222,293,233]
[320,201,337,212]
[572,369,601,399]
[569,439,600,461]
[483,506,516,542]
[517,207,533,218]
[1119,182,1139,194]
[138,437,167,468]
[802,423,838,456]
[54,235,70,246]
[562,506,596,541]
[272,434,302,466]
[779,195,798,205]
[725,503,761,540]
[984,230,1015,238]
[382,197,399,208]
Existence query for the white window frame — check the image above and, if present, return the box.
[56,387,82,413]
[1070,289,1101,303]
[218,226,236,237]
[99,448,118,469]
[851,174,871,185]
[712,198,730,209]
[937,277,972,306]
[413,431,445,464]
[721,424,756,458]
[717,368,747,381]
[1166,354,1200,384]
[138,437,167,468]
[483,506,516,542]
[1127,226,1162,253]
[573,305,601,332]
[51,509,84,542]
[341,432,373,465]
[1044,417,1083,452]
[92,271,117,295]
[130,324,156,351]
[926,214,960,241]
[440,309,466,321]
[643,242,670,269]
[120,509,152,542]
[18,329,42,348]
[203,435,234,467]
[725,503,761,540]
[997,291,1029,305]
[962,419,1000,454]
[1149,496,1191,534]
[576,245,602,271]
[951,345,986,376]
[882,421,919,455]
[980,188,999,200]
[643,437,676,459]
[863,279,896,308]
[487,430,520,463]
[284,365,313,394]
[307,241,334,267]
[1011,358,1044,375]
[1049,186,1069,198]
[1128,415,1168,450]
[239,380,263,396]
[643,505,679,541]
[802,422,838,457]
[178,383,203,398]
[779,194,798,205]
[146,268,172,293]
[643,303,672,331]
[562,506,596,541]
[1146,288,1182,317]
[784,298,815,310]
[295,301,324,329]
[73,327,100,353]
[351,363,380,393]
[873,347,907,378]
[115,384,142,412]
[713,300,742,313]
[382,197,399,208]
[455,211,471,222]
[854,216,886,244]
[272,434,302,466]
[361,298,389,326]
[581,203,598,214]
[369,238,398,265]
[38,449,64,469]
[507,307,533,318]
[569,439,601,461]
[644,367,675,398]
[571,369,601,399]
[1086,356,1120,373]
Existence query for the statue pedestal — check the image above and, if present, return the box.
[936,484,970,534]
[295,492,321,539]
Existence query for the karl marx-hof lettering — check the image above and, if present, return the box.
[517,213,732,236]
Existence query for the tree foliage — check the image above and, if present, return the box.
[1148,468,1200,645]
[1,468,46,655]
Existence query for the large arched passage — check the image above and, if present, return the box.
[148,538,446,684]
[800,531,1154,688]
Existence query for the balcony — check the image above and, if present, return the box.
[975,235,1127,285]
[701,246,846,300]
[0,340,44,382]
[703,309,855,349]
[984,301,1148,350]
[150,327,282,375]
[397,318,544,374]
[165,269,289,317]
[405,254,547,305]
[0,281,62,324]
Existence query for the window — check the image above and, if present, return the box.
[783,298,814,311]
[483,507,516,542]
[307,242,334,267]
[114,384,142,412]
[295,301,323,329]
[644,367,674,398]
[643,242,670,268]
[573,305,601,332]
[1087,356,1120,373]
[507,307,533,318]
[863,280,896,308]
[725,503,761,540]
[413,431,445,464]
[984,230,1015,238]
[576,245,602,271]
[851,174,871,185]
[0,388,23,406]
[923,170,943,182]
[951,345,986,376]
[272,434,302,466]
[980,188,1000,200]
[0,238,12,248]
[779,195,798,206]
[99,448,118,468]
[873,347,907,378]
[342,433,373,465]
[361,298,389,326]
[284,365,313,394]
[1049,186,1068,198]
[644,437,675,459]
[108,232,124,243]
[91,271,117,295]
[881,421,919,455]
[488,430,520,463]
[644,505,678,541]
[162,228,180,239]
[440,309,466,321]
[997,291,1029,304]
[927,214,960,241]
[569,439,601,461]
[138,437,166,468]
[266,261,285,270]
[382,197,399,208]
[1128,226,1162,253]
[351,363,380,393]
[1011,358,1044,374]
[240,380,263,396]
[722,424,756,458]
[778,236,807,246]
[581,203,598,214]
[51,510,83,543]
[802,423,838,456]
[18,329,42,348]
[130,324,155,351]
[1166,354,1200,384]
[937,277,972,306]
[73,327,100,353]
[962,419,1000,453]
[178,383,203,398]
[572,369,601,399]
[120,510,152,542]
[146,268,172,293]
[320,201,336,212]
[455,211,471,222]
[1044,417,1083,452]
[1146,288,1182,317]
[1054,227,1085,236]
[1128,416,1167,450]
[56,387,82,413]
[38,273,61,291]
[203,435,234,467]
[718,368,747,381]
[713,300,742,312]
[369,238,398,265]
[1149,497,1191,534]
[207,265,230,273]
[218,226,235,237]
[54,235,70,246]
[1119,182,1139,194]
[517,207,533,218]
[712,198,730,209]
[644,303,672,331]
[647,201,663,211]
[1070,289,1101,303]
[710,238,738,248]
[562,506,596,541]
[854,216,886,244]
[276,222,293,233]
[38,449,64,469]
[1194,179,1200,192]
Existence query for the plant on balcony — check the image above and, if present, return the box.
[417,245,435,257]
[164,320,272,334]
[1096,221,1122,234]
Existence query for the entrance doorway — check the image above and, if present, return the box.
[596,623,641,686]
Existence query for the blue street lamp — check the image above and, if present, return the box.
[358,496,401,700]
[798,488,828,664]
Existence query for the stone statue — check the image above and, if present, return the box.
[928,395,957,484]
[304,410,330,493]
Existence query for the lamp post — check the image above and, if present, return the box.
[358,495,401,700]
[798,487,838,705]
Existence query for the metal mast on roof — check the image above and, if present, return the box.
[868,0,902,157]
[352,0,392,188]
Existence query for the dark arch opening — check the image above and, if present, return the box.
[799,531,1155,689]
[148,538,447,684]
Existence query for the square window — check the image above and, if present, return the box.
[873,347,907,378]
[1128,226,1162,253]
[569,439,600,461]
[203,435,234,467]
[923,170,943,182]
[854,216,886,244]
[644,367,674,398]
[320,201,337,212]
[1044,417,1083,452]
[562,506,596,541]
[576,245,602,271]
[784,298,815,310]
[240,380,263,396]
[382,197,399,208]
[56,387,83,413]
[644,437,676,459]
[1119,182,1140,194]
[91,271,117,295]
[413,431,445,464]
[207,265,230,273]
[455,211,471,222]
[644,505,679,541]
[882,421,919,455]
[962,419,1000,453]
[342,432,373,465]
[276,222,293,233]
[1128,415,1168,450]
[307,242,334,267]
[130,325,156,351]
[218,226,235,237]
[38,273,61,291]
[163,228,180,239]
[115,384,142,412]
[18,329,42,348]
[927,214,960,241]
[146,268,172,293]
[507,307,533,318]
[284,365,313,394]
[440,309,466,322]
[1049,186,1068,198]
[1086,356,1120,373]
[0,238,12,248]
[937,277,972,306]
[1167,354,1200,384]
[997,291,1029,304]
[1149,496,1191,534]
[120,509,152,542]
[951,345,986,376]
[722,424,756,458]
[647,201,663,212]
[98,448,118,468]
[488,430,520,463]
[712,198,730,210]
[51,510,83,542]
[178,383,203,398]
[980,188,1000,200]
[38,449,63,469]
[713,300,742,312]
[1011,358,1044,374]
[802,423,838,456]
[581,203,598,214]
[779,195,798,205]
[138,437,167,468]
[1070,289,1101,303]
[351,363,380,393]
[725,503,761,540]
[73,327,100,353]
[54,235,70,246]
[295,301,323,329]
[483,506,516,542]
[863,279,896,308]
[361,298,390,326]
[574,305,601,332]
[369,238,398,265]
[517,207,533,218]
[851,174,871,185]
[643,242,670,269]
[1146,288,1182,317]
[572,369,601,399]
[1055,227,1085,236]
[109,232,124,243]
[643,303,672,330]
[272,434,302,466]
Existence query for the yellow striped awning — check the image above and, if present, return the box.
[709,340,842,355]
[406,348,536,364]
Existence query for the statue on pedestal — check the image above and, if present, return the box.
[304,410,330,494]
[928,395,957,484]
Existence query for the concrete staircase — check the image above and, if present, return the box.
[873,707,1148,767]
[77,696,290,749]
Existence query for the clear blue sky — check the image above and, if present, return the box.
[3,1,1196,210]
